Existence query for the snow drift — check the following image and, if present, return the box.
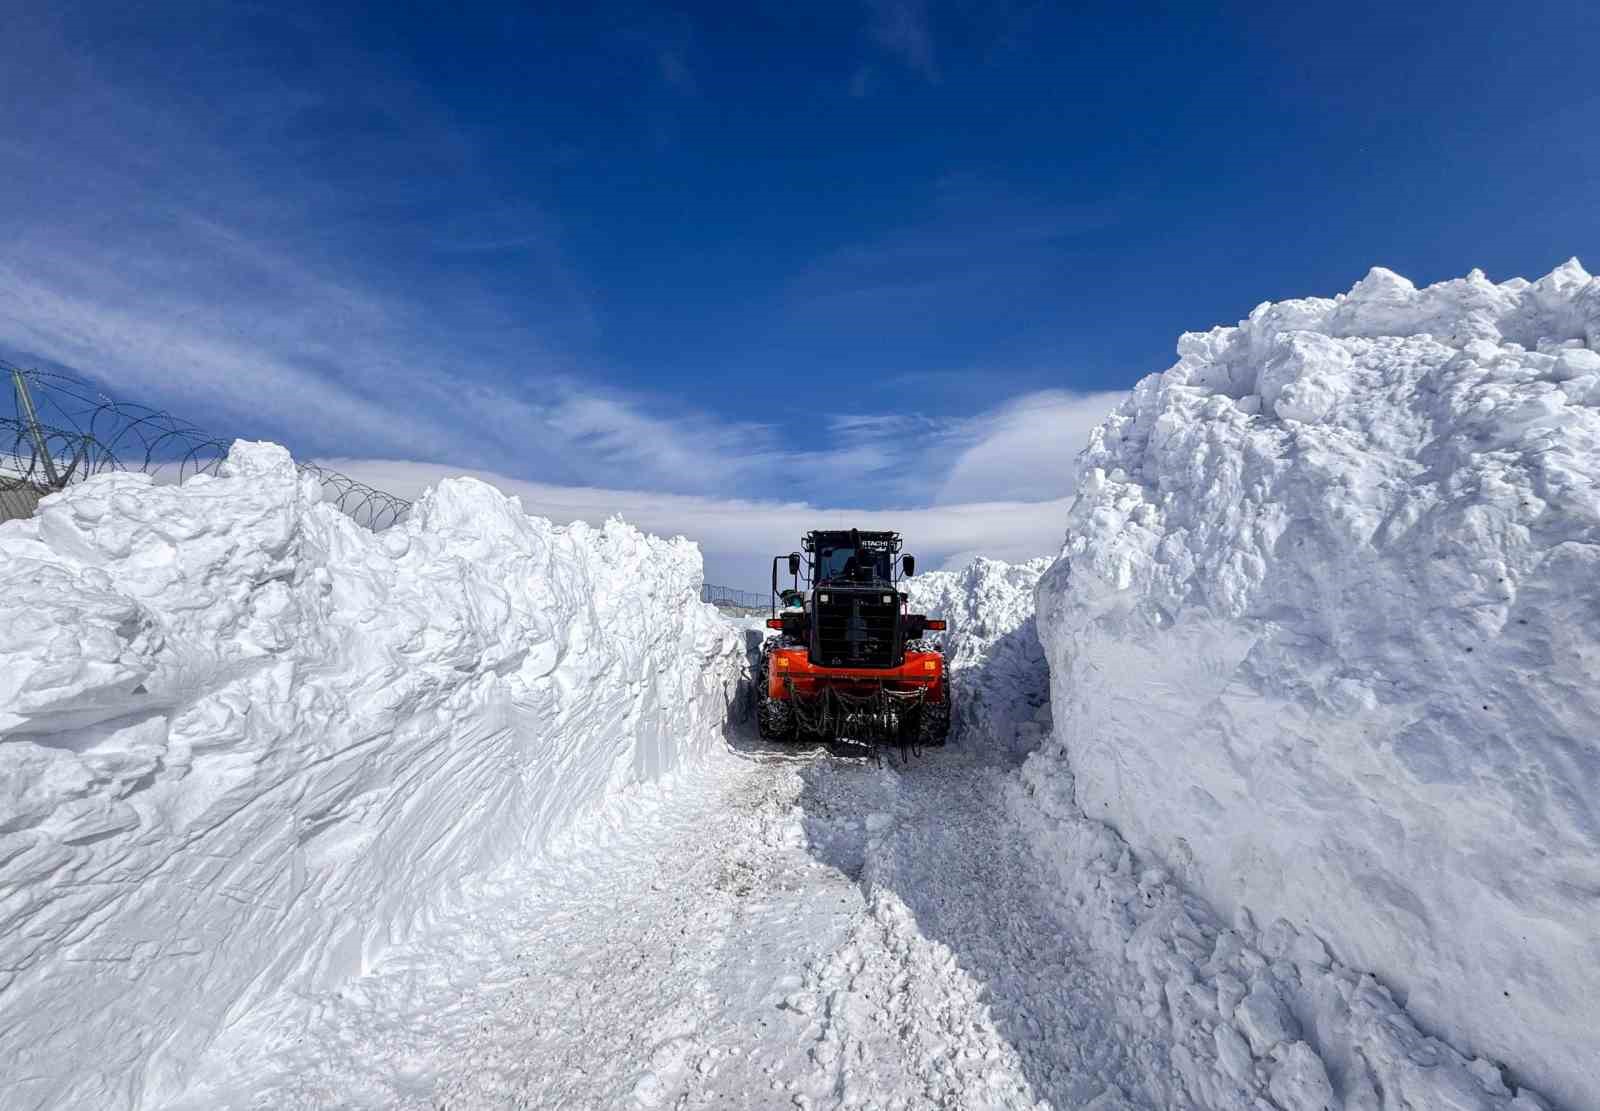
[1035,261,1600,1109]
[0,442,746,1111]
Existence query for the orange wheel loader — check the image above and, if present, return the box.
[757,528,949,748]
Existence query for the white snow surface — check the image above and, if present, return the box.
[1036,261,1599,1110]
[907,557,1051,750]
[0,442,746,1110]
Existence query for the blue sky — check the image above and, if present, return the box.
[3,0,1598,584]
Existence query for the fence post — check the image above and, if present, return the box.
[10,367,60,487]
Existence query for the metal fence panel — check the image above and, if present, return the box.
[700,583,769,609]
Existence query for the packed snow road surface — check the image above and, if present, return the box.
[171,728,1163,1111]
[173,710,1549,1111]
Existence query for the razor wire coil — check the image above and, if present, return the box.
[1,363,410,531]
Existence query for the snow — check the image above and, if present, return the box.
[1035,261,1598,1110]
[906,556,1052,749]
[1011,750,1558,1111]
[0,442,746,1110]
[166,739,1058,1110]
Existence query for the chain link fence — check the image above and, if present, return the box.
[1,363,410,531]
[700,583,769,609]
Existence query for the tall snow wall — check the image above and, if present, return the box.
[1034,261,1600,1110]
[0,442,747,1111]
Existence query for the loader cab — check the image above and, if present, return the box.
[769,529,929,669]
[815,540,893,585]
[771,530,913,603]
[802,529,907,669]
[805,529,904,586]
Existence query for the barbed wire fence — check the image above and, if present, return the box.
[1,363,410,530]
[4,365,781,602]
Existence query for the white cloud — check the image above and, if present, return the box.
[322,458,1074,592]
[0,253,444,458]
[0,9,590,468]
[802,388,1126,507]
[5,145,1129,509]
[936,389,1126,503]
[339,385,1128,586]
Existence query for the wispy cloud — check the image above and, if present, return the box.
[657,46,697,95]
[784,174,1128,327]
[0,202,1125,507]
[430,204,569,257]
[935,389,1127,504]
[0,233,444,458]
[811,388,1126,506]
[0,6,598,469]
[0,6,1131,528]
[866,0,939,81]
[518,386,1128,511]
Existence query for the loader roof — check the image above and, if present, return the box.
[802,528,901,551]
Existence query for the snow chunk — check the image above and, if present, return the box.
[1257,331,1352,423]
[1268,1041,1335,1111]
[1234,979,1299,1055]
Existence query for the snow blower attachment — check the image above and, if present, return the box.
[758,529,950,749]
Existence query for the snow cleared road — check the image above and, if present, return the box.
[8,264,1590,1110]
[170,720,1179,1111]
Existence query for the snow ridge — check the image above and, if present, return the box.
[1037,262,1599,1110]
[0,442,746,1110]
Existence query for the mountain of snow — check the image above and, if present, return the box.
[0,442,747,1110]
[1034,261,1600,1110]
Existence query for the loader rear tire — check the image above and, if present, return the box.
[917,678,951,746]
[755,652,795,741]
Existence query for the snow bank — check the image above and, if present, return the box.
[1010,754,1552,1111]
[907,557,1051,749]
[0,442,746,1110]
[1036,262,1599,1109]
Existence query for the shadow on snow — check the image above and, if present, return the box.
[738,620,1165,1109]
